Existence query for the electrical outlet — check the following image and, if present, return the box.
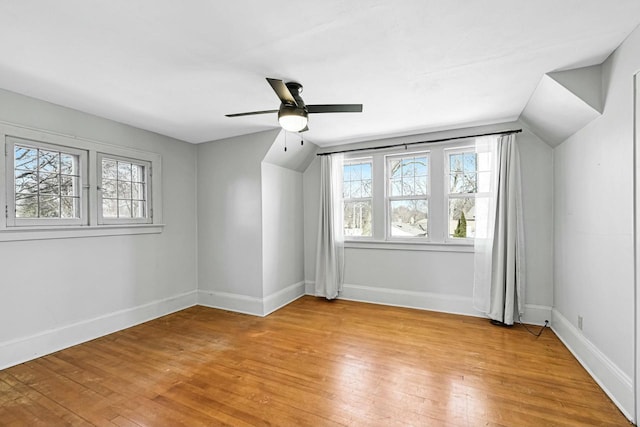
[578,315,583,330]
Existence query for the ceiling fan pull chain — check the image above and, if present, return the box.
[284,131,287,152]
[301,135,304,146]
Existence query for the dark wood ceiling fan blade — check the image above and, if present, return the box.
[266,78,297,106]
[225,109,278,117]
[307,104,363,113]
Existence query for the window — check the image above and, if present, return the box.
[386,153,429,238]
[343,158,372,237]
[7,137,87,226]
[445,148,491,241]
[2,123,163,241]
[339,137,493,246]
[98,155,151,224]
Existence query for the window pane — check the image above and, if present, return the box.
[390,179,402,197]
[61,197,78,218]
[449,198,476,238]
[463,153,477,172]
[39,173,59,194]
[118,162,132,181]
[15,146,37,170]
[389,156,429,197]
[15,195,37,218]
[361,163,371,180]
[15,171,37,194]
[389,200,428,238]
[117,181,132,199]
[102,179,117,198]
[118,200,132,218]
[415,175,427,196]
[39,150,59,172]
[344,200,372,237]
[131,200,145,218]
[101,157,149,221]
[352,181,362,198]
[102,159,117,179]
[389,159,401,178]
[103,198,118,218]
[60,176,76,196]
[39,195,60,218]
[60,154,75,175]
[132,183,145,200]
[132,164,144,182]
[361,179,372,198]
[449,173,477,194]
[450,153,463,173]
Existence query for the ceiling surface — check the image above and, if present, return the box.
[0,1,639,147]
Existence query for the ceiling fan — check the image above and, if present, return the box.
[225,78,363,133]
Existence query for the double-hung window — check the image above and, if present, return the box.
[445,147,491,241]
[339,137,493,246]
[98,154,151,224]
[386,153,429,239]
[7,137,87,227]
[342,158,372,237]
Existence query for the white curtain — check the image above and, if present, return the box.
[315,153,344,299]
[473,134,525,325]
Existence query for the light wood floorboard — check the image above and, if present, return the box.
[0,296,630,426]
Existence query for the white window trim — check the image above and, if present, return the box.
[6,136,89,227]
[0,122,164,241]
[97,153,152,225]
[342,157,374,241]
[443,145,477,244]
[384,151,430,242]
[342,139,480,248]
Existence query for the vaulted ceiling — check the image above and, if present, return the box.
[1,1,639,146]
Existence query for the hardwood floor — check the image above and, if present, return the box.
[0,296,629,426]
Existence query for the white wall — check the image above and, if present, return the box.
[552,24,640,421]
[0,89,198,369]
[303,122,554,322]
[197,130,312,315]
[197,130,276,301]
[261,162,305,302]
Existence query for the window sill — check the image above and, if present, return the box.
[0,223,165,242]
[344,240,473,253]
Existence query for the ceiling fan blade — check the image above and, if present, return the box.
[307,104,363,113]
[299,125,309,133]
[225,109,278,117]
[266,78,298,106]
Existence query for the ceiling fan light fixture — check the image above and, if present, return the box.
[278,106,308,132]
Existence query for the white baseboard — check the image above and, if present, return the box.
[551,309,634,422]
[197,289,264,316]
[305,281,551,326]
[340,283,484,317]
[263,281,306,316]
[198,281,306,317]
[0,290,197,371]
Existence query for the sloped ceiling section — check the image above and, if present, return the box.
[520,64,603,147]
[263,131,318,172]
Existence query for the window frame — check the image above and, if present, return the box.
[444,146,476,244]
[384,151,430,241]
[1,122,163,241]
[97,153,152,225]
[342,157,374,240]
[443,145,493,244]
[341,138,482,248]
[6,137,89,227]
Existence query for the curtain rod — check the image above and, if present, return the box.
[316,129,522,156]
